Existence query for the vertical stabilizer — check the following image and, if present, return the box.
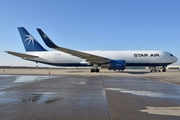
[18,27,47,52]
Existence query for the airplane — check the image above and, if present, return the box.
[6,27,178,73]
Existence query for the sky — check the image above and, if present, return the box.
[0,0,180,66]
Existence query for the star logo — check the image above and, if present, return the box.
[24,35,35,45]
[43,34,47,38]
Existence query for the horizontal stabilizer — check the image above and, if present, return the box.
[5,51,38,59]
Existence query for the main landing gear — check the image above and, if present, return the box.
[150,66,166,72]
[91,69,100,72]
[91,64,100,73]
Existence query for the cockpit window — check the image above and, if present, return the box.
[170,54,174,57]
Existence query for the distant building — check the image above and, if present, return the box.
[166,65,180,69]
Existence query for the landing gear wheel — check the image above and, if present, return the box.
[95,69,100,72]
[91,69,95,72]
[162,66,166,72]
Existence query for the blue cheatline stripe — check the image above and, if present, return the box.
[126,63,171,66]
[27,60,92,66]
[27,59,171,67]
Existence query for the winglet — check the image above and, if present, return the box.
[36,28,58,48]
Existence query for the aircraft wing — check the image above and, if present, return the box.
[5,51,39,59]
[37,28,110,64]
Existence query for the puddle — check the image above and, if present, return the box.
[0,91,20,103]
[22,92,64,103]
[0,91,7,96]
[70,81,86,85]
[0,91,63,104]
[22,93,42,103]
[0,98,19,103]
[0,75,12,77]
[0,91,18,95]
[29,92,56,95]
[140,106,180,116]
[14,76,55,83]
[0,86,10,91]
[45,98,64,103]
[106,88,180,99]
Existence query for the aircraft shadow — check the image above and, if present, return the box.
[126,71,150,74]
[114,71,151,74]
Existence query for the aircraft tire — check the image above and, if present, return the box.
[91,69,95,72]
[96,69,100,72]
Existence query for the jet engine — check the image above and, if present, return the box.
[101,60,126,70]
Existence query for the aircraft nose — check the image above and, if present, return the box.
[173,56,178,63]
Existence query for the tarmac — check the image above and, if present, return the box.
[0,68,180,120]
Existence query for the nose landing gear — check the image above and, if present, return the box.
[162,66,166,72]
[150,66,166,72]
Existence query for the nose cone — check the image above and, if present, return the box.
[173,56,178,63]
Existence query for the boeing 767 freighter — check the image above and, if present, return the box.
[6,27,178,72]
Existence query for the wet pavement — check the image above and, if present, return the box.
[0,72,180,120]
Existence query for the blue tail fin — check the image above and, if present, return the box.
[18,27,47,52]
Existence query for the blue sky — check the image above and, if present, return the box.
[0,0,180,66]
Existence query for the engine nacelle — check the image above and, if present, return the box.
[101,60,126,70]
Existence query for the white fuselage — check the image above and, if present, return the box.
[26,50,178,67]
